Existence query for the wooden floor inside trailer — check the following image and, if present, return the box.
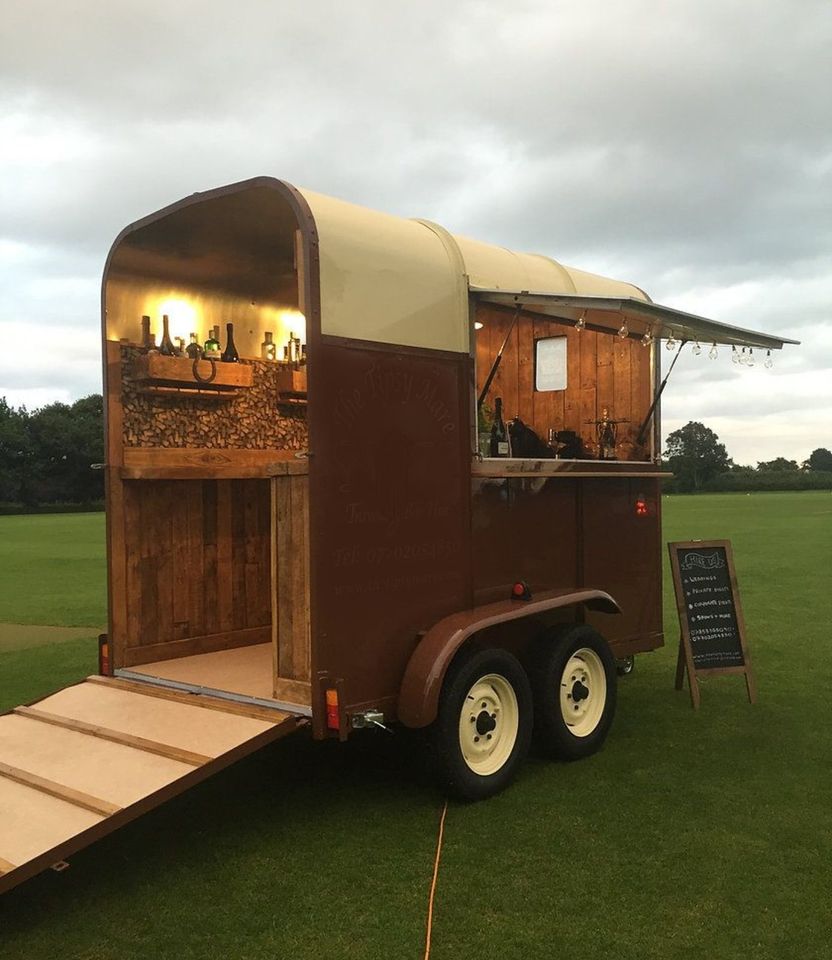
[124,643,278,705]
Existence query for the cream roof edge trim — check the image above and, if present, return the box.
[473,290,800,350]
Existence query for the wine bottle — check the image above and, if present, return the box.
[203,328,221,359]
[174,336,186,357]
[158,315,176,356]
[261,331,277,361]
[221,322,239,363]
[140,315,156,352]
[186,332,203,360]
[490,397,510,458]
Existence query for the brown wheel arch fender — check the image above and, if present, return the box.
[397,588,620,729]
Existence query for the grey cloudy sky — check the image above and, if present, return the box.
[1,0,830,464]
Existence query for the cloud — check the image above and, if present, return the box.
[0,0,830,462]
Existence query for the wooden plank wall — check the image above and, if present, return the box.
[272,475,311,705]
[475,304,653,459]
[121,479,272,667]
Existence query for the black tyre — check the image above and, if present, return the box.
[432,647,533,801]
[529,625,617,761]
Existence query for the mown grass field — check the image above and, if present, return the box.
[0,494,830,959]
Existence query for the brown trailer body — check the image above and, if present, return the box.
[96,176,796,735]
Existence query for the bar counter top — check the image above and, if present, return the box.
[471,458,672,479]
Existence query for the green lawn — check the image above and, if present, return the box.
[1,495,830,960]
[0,513,106,628]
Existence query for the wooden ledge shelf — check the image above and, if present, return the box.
[120,448,308,481]
[472,458,672,480]
[131,353,253,394]
[276,365,307,402]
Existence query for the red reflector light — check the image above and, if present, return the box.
[511,581,532,601]
[635,497,648,517]
[325,688,340,730]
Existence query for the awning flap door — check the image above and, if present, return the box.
[472,290,799,351]
[0,677,304,895]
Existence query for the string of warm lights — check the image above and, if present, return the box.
[510,312,777,369]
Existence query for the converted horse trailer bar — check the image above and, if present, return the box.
[0,176,796,894]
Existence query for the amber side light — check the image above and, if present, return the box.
[98,634,111,676]
[325,688,340,730]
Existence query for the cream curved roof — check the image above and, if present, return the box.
[298,186,652,353]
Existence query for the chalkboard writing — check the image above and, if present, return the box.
[676,545,743,668]
[668,539,756,709]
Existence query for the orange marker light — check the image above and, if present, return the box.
[98,634,111,676]
[325,688,340,730]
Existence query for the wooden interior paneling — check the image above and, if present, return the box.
[118,478,271,666]
[272,474,311,704]
[475,304,653,459]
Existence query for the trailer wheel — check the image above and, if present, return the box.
[530,625,617,761]
[432,648,532,801]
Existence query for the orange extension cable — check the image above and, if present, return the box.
[423,800,449,960]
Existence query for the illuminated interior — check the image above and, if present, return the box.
[104,185,305,360]
[474,306,656,462]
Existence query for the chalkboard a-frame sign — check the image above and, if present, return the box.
[668,540,757,709]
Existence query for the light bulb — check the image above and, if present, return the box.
[740,346,748,365]
[732,345,739,364]
[747,348,755,368]
[641,326,653,347]
[618,320,629,340]
[575,313,586,331]
[764,350,773,369]
[692,341,702,356]
[709,343,718,360]
[666,332,677,351]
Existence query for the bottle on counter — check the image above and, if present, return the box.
[186,332,203,360]
[174,336,186,357]
[490,397,510,458]
[221,322,239,363]
[203,328,221,360]
[158,315,176,356]
[140,315,156,352]
[261,331,277,361]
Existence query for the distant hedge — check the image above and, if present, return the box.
[663,471,832,494]
[0,501,105,516]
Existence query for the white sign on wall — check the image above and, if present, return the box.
[535,336,567,392]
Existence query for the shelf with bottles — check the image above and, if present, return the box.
[131,351,254,394]
[275,332,307,403]
[275,364,307,402]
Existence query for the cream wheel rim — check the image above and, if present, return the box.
[458,673,519,776]
[560,648,606,738]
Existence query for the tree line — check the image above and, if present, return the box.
[1,396,830,507]
[0,396,104,509]
[663,421,832,493]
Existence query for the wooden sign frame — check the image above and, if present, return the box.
[668,539,756,709]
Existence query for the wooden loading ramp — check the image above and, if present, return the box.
[0,676,306,895]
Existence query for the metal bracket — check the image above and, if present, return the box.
[350,710,392,733]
